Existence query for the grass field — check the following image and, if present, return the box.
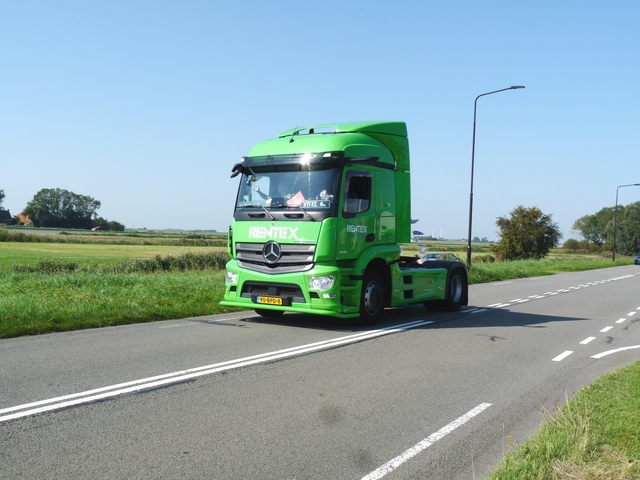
[0,242,226,269]
[0,236,634,338]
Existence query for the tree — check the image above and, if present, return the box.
[93,216,126,232]
[23,188,101,229]
[493,205,562,261]
[571,207,614,247]
[617,202,640,256]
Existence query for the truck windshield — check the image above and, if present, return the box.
[235,165,339,211]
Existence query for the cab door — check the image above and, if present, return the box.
[335,168,377,261]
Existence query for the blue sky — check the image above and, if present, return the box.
[2,1,639,240]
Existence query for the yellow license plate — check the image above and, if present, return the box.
[257,296,283,306]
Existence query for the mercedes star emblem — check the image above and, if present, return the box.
[263,241,282,264]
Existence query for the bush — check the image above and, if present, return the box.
[12,252,230,275]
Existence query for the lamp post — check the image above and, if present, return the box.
[612,183,640,261]
[467,86,525,266]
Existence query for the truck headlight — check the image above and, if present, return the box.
[309,275,334,291]
[226,271,238,283]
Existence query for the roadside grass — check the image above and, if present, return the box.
[0,240,636,338]
[468,254,633,284]
[486,361,640,480]
[0,269,235,338]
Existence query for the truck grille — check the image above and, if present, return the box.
[235,242,315,274]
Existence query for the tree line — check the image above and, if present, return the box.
[0,188,125,231]
[570,202,640,256]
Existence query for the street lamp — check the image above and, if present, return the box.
[467,86,525,266]
[612,183,640,261]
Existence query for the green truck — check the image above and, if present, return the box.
[221,121,468,324]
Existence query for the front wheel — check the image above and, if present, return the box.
[358,269,385,325]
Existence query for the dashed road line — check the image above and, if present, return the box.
[487,273,638,310]
[552,350,573,362]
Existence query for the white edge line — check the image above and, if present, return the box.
[1,320,433,422]
[592,345,640,359]
[361,403,492,480]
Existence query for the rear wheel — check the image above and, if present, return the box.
[254,309,285,318]
[358,269,385,325]
[443,268,466,311]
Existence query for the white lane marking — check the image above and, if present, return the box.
[510,299,522,303]
[616,318,627,324]
[592,346,640,359]
[463,308,487,314]
[628,312,637,317]
[490,282,513,286]
[580,337,596,345]
[552,351,573,362]
[600,326,614,333]
[0,320,432,423]
[361,403,492,480]
[610,275,634,281]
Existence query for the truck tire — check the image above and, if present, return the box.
[444,268,466,311]
[358,269,385,325]
[254,309,285,318]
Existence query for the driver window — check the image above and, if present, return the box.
[343,172,371,215]
[251,176,271,204]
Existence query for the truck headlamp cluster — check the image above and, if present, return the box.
[309,275,334,291]
[226,271,238,284]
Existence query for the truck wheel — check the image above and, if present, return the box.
[358,269,385,325]
[444,268,465,311]
[254,309,284,318]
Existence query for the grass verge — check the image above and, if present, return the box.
[486,361,640,479]
[468,255,632,284]
[0,269,235,338]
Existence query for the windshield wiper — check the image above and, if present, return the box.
[259,204,276,221]
[272,204,316,221]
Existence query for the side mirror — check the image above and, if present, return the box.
[230,163,243,178]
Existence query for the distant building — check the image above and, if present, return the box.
[0,209,14,225]
[16,212,32,225]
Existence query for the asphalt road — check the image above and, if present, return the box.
[1,265,639,479]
